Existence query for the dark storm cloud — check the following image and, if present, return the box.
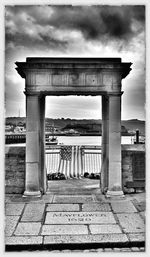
[47,5,145,41]
[5,5,145,119]
[5,5,145,51]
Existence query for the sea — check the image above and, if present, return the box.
[56,135,134,145]
[7,135,134,147]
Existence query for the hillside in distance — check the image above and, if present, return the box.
[121,119,145,135]
[6,117,145,135]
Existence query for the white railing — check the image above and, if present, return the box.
[45,145,101,178]
[83,149,101,174]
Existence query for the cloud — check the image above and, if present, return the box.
[5,6,67,52]
[4,5,145,119]
[32,5,145,41]
[5,5,145,52]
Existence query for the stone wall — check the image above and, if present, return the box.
[5,145,145,194]
[122,151,133,186]
[121,144,145,192]
[5,146,25,194]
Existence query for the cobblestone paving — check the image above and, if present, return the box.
[9,247,145,252]
[58,247,145,252]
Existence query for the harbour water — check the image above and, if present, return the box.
[57,136,133,145]
[7,135,134,147]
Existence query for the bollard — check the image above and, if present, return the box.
[136,129,139,144]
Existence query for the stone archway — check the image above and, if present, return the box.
[16,57,132,197]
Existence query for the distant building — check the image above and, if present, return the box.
[14,125,26,133]
[65,129,79,134]
[5,125,13,133]
[45,124,61,133]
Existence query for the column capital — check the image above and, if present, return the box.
[106,91,124,97]
[24,90,42,96]
[24,91,45,100]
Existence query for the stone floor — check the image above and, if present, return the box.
[5,179,146,252]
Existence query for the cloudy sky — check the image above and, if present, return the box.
[5,5,145,120]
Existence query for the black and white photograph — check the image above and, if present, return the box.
[2,0,148,253]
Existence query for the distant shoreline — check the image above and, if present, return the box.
[6,132,135,136]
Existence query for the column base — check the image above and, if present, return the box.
[106,190,125,199]
[23,190,41,198]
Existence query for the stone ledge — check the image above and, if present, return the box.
[5,236,43,245]
[43,234,129,244]
[128,233,145,242]
[14,222,41,236]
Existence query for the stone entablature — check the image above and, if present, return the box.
[16,58,131,96]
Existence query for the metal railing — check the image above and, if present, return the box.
[45,145,101,178]
[5,133,26,144]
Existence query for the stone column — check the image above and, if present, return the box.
[39,95,47,194]
[23,94,41,197]
[106,93,124,197]
[101,95,109,193]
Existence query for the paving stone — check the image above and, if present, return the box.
[83,249,90,252]
[139,247,145,251]
[96,248,104,252]
[47,203,79,212]
[132,200,146,212]
[14,222,41,235]
[95,194,107,202]
[7,195,44,203]
[82,203,111,212]
[104,248,113,252]
[5,236,43,245]
[42,195,54,203]
[21,203,45,222]
[119,248,131,252]
[5,203,25,216]
[44,234,129,244]
[139,211,145,220]
[128,233,145,242]
[132,193,145,202]
[53,195,96,203]
[89,224,122,234]
[41,225,88,235]
[45,211,116,224]
[116,213,145,233]
[113,248,123,251]
[111,201,137,213]
[131,247,141,252]
[5,195,14,203]
[5,216,20,236]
